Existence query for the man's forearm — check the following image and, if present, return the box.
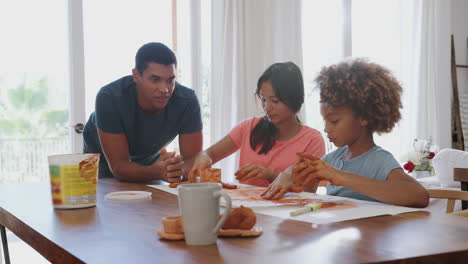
[111,161,162,182]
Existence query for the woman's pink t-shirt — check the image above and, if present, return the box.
[228,117,325,187]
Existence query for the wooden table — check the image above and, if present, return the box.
[1,179,468,264]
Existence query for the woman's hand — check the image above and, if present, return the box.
[235,164,276,183]
[261,166,303,200]
[187,151,212,182]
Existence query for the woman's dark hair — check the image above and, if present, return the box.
[135,42,177,74]
[250,62,304,154]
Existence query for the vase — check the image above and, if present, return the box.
[412,171,431,179]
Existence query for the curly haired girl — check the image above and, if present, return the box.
[263,59,429,208]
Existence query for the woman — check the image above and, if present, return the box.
[189,62,325,187]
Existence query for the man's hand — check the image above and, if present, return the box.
[235,164,276,183]
[154,148,184,183]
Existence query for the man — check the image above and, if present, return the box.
[83,42,202,182]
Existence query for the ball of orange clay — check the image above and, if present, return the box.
[222,206,256,230]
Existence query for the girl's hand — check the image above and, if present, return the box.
[235,164,276,183]
[187,152,212,182]
[261,166,303,200]
[292,159,342,186]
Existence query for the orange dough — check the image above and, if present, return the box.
[162,216,184,234]
[199,168,238,189]
[169,182,191,188]
[221,182,238,189]
[200,168,221,183]
[222,206,256,230]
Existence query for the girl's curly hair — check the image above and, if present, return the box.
[315,59,402,134]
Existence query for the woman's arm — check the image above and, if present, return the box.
[188,135,238,182]
[178,131,203,180]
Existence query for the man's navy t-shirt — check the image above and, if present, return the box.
[83,75,202,178]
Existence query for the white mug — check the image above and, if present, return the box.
[178,183,232,245]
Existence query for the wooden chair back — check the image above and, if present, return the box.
[427,189,468,213]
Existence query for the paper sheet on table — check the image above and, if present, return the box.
[148,186,324,207]
[252,201,422,224]
[148,184,256,197]
[150,185,179,196]
[148,185,422,224]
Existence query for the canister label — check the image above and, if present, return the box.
[49,155,98,207]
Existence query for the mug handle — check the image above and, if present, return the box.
[212,190,232,235]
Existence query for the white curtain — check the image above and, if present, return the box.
[399,0,452,153]
[210,0,303,179]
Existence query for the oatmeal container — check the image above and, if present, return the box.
[48,153,100,209]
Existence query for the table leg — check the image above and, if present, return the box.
[461,182,468,210]
[0,224,10,264]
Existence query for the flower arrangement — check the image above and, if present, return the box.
[402,138,436,174]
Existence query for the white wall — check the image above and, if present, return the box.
[452,0,468,95]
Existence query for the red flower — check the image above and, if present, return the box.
[403,161,415,173]
[427,152,435,159]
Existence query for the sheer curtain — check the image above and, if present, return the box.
[399,0,452,154]
[301,0,452,161]
[210,0,303,179]
[205,0,452,179]
[301,0,344,153]
[417,0,451,150]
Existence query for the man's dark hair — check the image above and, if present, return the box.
[135,42,177,74]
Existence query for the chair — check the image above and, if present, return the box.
[427,189,468,213]
[451,209,468,217]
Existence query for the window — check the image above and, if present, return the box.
[302,0,407,158]
[83,0,174,118]
[352,0,404,158]
[301,0,345,153]
[83,0,212,152]
[0,0,70,183]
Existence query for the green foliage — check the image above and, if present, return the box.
[0,76,68,138]
[0,118,32,136]
[39,110,69,136]
[8,77,47,111]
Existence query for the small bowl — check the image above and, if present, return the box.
[162,216,184,234]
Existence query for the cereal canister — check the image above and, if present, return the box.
[48,153,100,209]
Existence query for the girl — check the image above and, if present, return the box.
[189,62,325,187]
[262,59,429,208]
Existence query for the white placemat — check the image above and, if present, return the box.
[148,183,255,196]
[149,184,179,195]
[252,199,421,225]
[148,184,423,224]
